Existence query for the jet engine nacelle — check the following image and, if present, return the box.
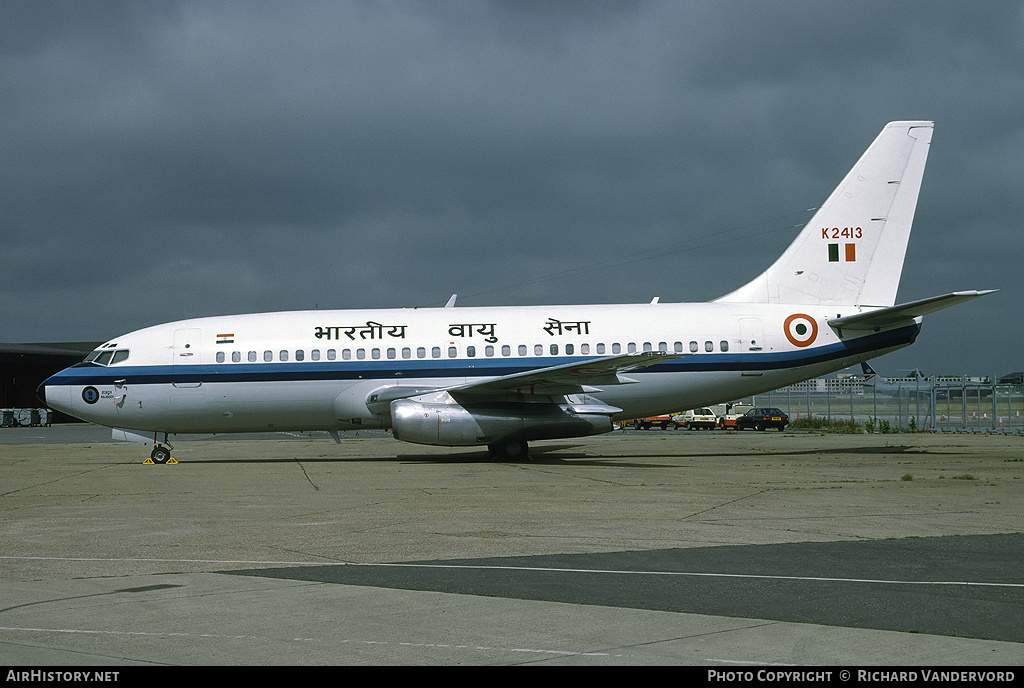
[390,397,614,447]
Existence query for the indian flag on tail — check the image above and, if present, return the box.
[828,243,856,262]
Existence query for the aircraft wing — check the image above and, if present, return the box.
[829,290,996,332]
[448,351,688,397]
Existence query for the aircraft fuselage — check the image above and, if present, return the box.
[41,301,918,435]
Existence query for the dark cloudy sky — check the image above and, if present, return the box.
[2,1,1021,376]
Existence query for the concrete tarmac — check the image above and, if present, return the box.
[1,426,1023,666]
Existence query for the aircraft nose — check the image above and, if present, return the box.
[37,377,71,414]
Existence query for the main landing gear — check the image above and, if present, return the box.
[487,439,529,461]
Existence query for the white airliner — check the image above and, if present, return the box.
[40,121,993,462]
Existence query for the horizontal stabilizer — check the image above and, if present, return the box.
[828,290,996,331]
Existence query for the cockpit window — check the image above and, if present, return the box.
[86,349,130,366]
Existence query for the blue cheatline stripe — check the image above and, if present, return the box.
[43,324,919,387]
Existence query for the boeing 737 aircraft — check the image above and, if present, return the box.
[40,121,993,462]
[859,362,934,397]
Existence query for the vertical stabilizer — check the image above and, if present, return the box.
[716,121,933,307]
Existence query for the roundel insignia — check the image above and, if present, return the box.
[784,314,818,348]
[82,386,100,404]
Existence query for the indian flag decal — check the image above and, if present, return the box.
[783,314,818,348]
[828,243,856,262]
[216,334,234,344]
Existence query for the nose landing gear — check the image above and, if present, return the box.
[145,433,177,464]
[147,445,176,464]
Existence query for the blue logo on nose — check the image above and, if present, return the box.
[82,386,100,404]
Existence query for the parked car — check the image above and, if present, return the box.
[672,408,718,430]
[735,407,789,431]
[624,414,678,430]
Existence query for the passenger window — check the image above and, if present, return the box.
[249,351,258,362]
[518,345,527,356]
[311,350,320,361]
[417,347,426,358]
[432,347,441,358]
[550,344,558,355]
[371,348,380,359]
[485,345,494,357]
[658,342,667,352]
[448,346,457,358]
[720,340,729,352]
[328,349,336,360]
[581,343,590,354]
[642,342,652,352]
[280,350,289,362]
[597,343,606,354]
[217,352,225,363]
[674,341,683,353]
[342,349,352,360]
[705,341,713,352]
[356,349,365,360]
[467,346,476,358]
[690,341,699,353]
[402,347,411,359]
[295,350,304,361]
[612,343,621,354]
[627,343,637,353]
[534,344,543,356]
[502,345,511,356]
[565,343,574,355]
[232,351,241,363]
[387,348,396,359]
[264,350,273,362]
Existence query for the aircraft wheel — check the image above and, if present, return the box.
[488,439,528,461]
[151,445,171,464]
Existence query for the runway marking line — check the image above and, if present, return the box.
[4,556,1023,588]
[0,626,619,659]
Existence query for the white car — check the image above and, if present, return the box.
[672,408,717,430]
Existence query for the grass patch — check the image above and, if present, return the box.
[788,417,863,433]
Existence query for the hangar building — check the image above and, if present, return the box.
[1,342,100,423]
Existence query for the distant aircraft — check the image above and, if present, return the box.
[40,121,994,462]
[859,361,934,397]
[860,362,995,400]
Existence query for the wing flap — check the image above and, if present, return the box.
[449,351,687,397]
